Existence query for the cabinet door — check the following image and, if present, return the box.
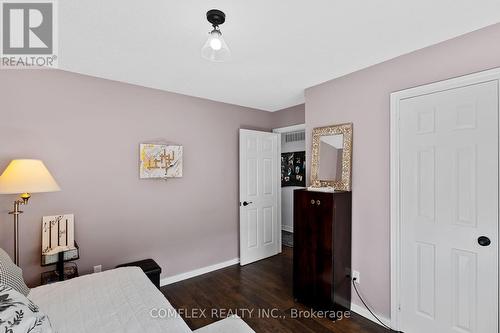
[293,191,318,303]
[314,193,334,308]
[293,191,334,308]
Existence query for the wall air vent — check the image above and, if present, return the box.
[285,131,305,143]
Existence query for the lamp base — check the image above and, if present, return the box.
[8,194,30,266]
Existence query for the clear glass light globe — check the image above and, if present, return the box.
[201,29,231,62]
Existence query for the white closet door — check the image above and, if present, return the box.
[399,80,498,333]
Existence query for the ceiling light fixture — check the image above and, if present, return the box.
[201,9,231,62]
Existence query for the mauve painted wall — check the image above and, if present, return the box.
[0,70,298,286]
[269,104,305,129]
[305,23,500,317]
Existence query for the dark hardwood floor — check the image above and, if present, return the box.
[162,247,389,333]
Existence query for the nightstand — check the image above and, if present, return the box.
[40,264,78,285]
[116,259,161,289]
[40,244,80,285]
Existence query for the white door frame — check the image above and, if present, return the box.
[272,124,306,134]
[272,124,306,240]
[390,67,500,330]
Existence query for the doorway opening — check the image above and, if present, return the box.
[273,124,306,248]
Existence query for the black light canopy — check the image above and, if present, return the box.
[206,9,225,27]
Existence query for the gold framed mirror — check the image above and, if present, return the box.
[310,123,353,191]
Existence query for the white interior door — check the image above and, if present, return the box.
[397,80,499,333]
[239,129,280,265]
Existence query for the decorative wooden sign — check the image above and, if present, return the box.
[42,214,75,256]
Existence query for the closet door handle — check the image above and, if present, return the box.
[316,200,321,206]
[478,236,491,247]
[242,201,253,206]
[311,200,315,205]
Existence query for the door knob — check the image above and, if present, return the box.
[478,236,491,247]
[242,201,253,206]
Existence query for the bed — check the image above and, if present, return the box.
[28,267,254,333]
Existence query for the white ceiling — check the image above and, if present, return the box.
[58,1,500,111]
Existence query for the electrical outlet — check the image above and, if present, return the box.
[93,265,102,273]
[352,270,360,284]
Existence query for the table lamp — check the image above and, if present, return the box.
[0,159,60,265]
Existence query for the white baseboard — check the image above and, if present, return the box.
[160,258,240,286]
[281,225,293,233]
[350,303,391,329]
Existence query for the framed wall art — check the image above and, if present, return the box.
[140,143,183,179]
[281,151,306,187]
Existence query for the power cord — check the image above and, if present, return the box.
[352,277,404,333]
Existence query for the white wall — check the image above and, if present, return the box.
[281,133,305,232]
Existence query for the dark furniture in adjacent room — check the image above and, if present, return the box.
[293,189,352,313]
[117,259,162,289]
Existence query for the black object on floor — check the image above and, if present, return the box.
[117,259,161,289]
[282,230,293,247]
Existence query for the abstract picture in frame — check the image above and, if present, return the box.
[139,143,183,179]
[281,151,306,187]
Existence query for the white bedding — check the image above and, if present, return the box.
[28,267,192,333]
[194,315,255,333]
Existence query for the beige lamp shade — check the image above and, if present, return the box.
[0,159,61,194]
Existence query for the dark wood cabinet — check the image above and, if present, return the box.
[293,189,352,312]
